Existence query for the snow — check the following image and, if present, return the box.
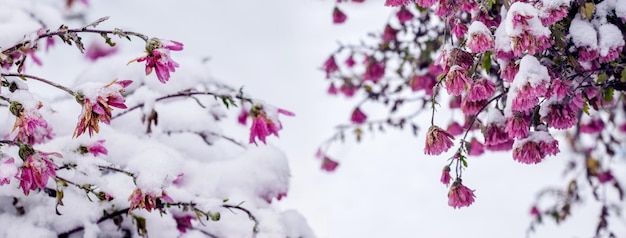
[467,21,491,36]
[505,2,550,37]
[598,23,625,56]
[494,21,512,52]
[569,16,598,48]
[511,55,550,90]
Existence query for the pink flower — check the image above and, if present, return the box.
[435,0,457,17]
[445,66,472,96]
[345,55,356,68]
[332,7,347,24]
[468,138,484,156]
[131,38,183,84]
[449,96,462,109]
[448,178,476,209]
[461,97,486,116]
[452,22,468,39]
[408,74,436,95]
[484,122,513,151]
[382,25,399,43]
[440,48,474,74]
[11,102,54,144]
[512,131,559,164]
[339,82,357,97]
[238,108,249,125]
[466,22,494,53]
[321,156,340,172]
[539,5,568,25]
[530,206,540,217]
[440,165,451,186]
[415,0,436,8]
[128,188,174,212]
[597,170,614,184]
[466,78,495,102]
[578,47,598,62]
[85,140,108,157]
[446,121,464,136]
[500,61,519,82]
[396,7,414,23]
[18,151,61,195]
[0,158,17,186]
[425,125,455,155]
[505,114,530,139]
[84,40,118,61]
[385,0,412,6]
[174,215,194,233]
[323,55,339,78]
[580,119,605,134]
[351,107,367,124]
[74,79,132,137]
[327,83,339,95]
[362,59,386,83]
[249,106,295,145]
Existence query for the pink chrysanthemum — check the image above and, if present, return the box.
[0,158,17,186]
[446,121,464,136]
[409,74,436,95]
[362,59,386,83]
[466,22,495,53]
[448,178,476,209]
[512,131,559,164]
[461,97,486,116]
[466,78,496,102]
[580,118,605,134]
[439,48,474,74]
[544,103,579,129]
[131,38,183,84]
[425,125,455,155]
[323,55,339,79]
[11,102,54,145]
[484,122,512,149]
[74,79,132,137]
[445,66,472,96]
[18,151,61,195]
[468,138,485,156]
[396,7,414,23]
[128,188,174,212]
[505,114,531,139]
[385,0,412,7]
[249,106,295,145]
[440,165,451,186]
[351,107,368,124]
[332,7,347,24]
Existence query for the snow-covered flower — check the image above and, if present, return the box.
[0,158,17,186]
[174,215,195,233]
[363,59,386,83]
[538,0,570,25]
[248,105,295,145]
[385,0,412,6]
[466,78,496,102]
[17,151,61,195]
[131,38,183,83]
[332,7,347,24]
[505,2,553,56]
[448,178,476,209]
[10,101,54,145]
[505,114,531,139]
[598,24,625,63]
[425,125,455,155]
[351,107,367,124]
[440,165,451,186]
[74,79,132,137]
[452,21,468,39]
[128,188,174,212]
[445,66,472,96]
[466,22,495,53]
[512,131,559,164]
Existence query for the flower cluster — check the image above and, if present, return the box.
[242,104,295,145]
[17,150,62,195]
[128,188,174,212]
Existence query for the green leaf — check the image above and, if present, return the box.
[583,2,595,20]
[597,73,607,83]
[604,87,614,102]
[582,102,590,115]
[482,51,492,72]
[461,158,468,168]
[621,68,626,82]
[221,97,230,109]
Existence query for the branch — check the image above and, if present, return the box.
[2,73,76,96]
[58,208,130,238]
[112,91,253,119]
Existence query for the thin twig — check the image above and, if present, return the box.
[2,73,75,96]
